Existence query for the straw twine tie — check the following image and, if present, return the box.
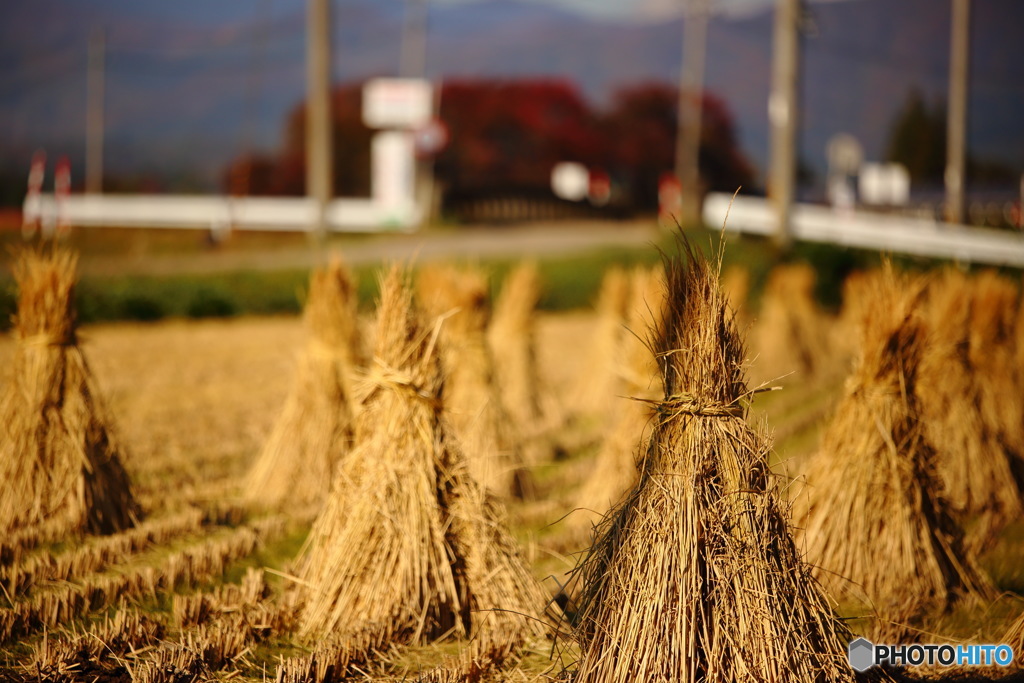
[360,361,441,411]
[16,332,77,347]
[654,392,743,420]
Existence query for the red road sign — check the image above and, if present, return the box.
[22,150,46,237]
[414,118,449,158]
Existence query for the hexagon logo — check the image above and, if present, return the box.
[848,637,875,672]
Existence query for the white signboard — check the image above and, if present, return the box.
[363,78,432,129]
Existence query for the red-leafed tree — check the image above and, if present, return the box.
[224,82,372,197]
[435,79,601,194]
[600,82,755,209]
[697,91,756,194]
[224,153,283,196]
[222,78,754,213]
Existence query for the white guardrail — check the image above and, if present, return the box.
[24,194,422,234]
[24,130,424,234]
[703,192,1024,268]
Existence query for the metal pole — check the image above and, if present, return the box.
[768,0,799,250]
[307,0,333,242]
[86,27,105,195]
[945,0,970,225]
[675,0,709,228]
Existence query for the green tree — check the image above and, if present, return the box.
[885,89,947,184]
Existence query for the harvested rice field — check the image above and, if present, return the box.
[2,244,1024,682]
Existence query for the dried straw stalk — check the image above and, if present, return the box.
[571,241,853,683]
[570,265,631,422]
[570,265,665,536]
[488,261,553,466]
[299,266,546,654]
[750,263,831,384]
[0,247,139,536]
[417,264,529,498]
[31,607,163,675]
[1006,610,1024,656]
[920,269,1023,551]
[414,631,526,682]
[793,265,992,623]
[245,258,361,509]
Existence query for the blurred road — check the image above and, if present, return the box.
[75,219,661,277]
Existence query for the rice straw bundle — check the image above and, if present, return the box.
[920,269,1023,551]
[570,265,666,536]
[445,477,549,653]
[570,265,631,422]
[487,261,552,466]
[750,263,830,384]
[720,264,751,329]
[969,271,1023,465]
[299,266,546,654]
[1017,275,1024,391]
[571,241,853,683]
[0,248,139,536]
[833,269,872,364]
[417,264,529,498]
[793,265,991,623]
[245,258,360,509]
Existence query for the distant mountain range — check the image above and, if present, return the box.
[1,0,1021,194]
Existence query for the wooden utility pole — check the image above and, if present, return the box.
[307,0,333,240]
[86,28,105,194]
[401,0,428,79]
[945,0,970,225]
[675,0,709,227]
[768,0,799,250]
